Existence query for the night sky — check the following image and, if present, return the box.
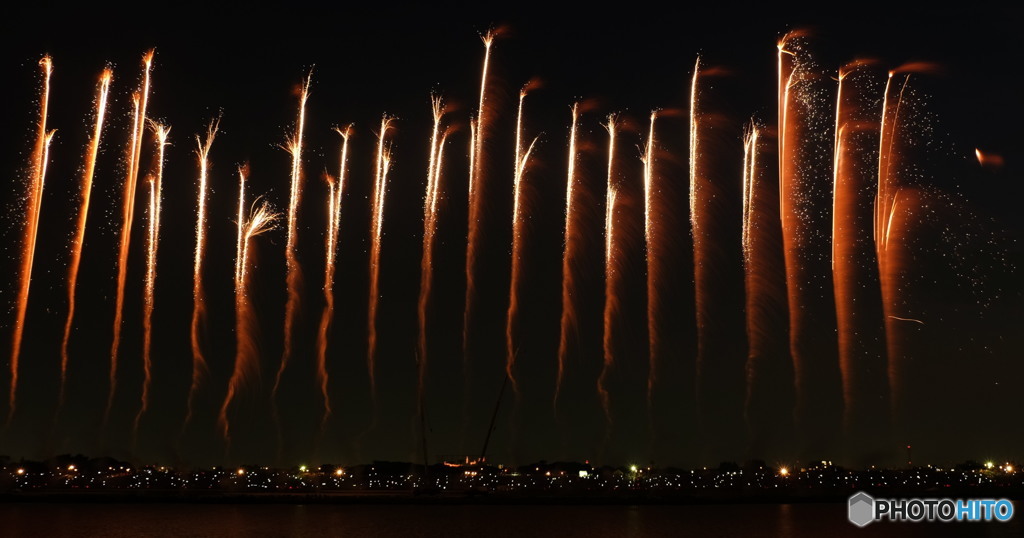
[1,5,1021,469]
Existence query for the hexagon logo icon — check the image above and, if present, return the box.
[848,492,875,527]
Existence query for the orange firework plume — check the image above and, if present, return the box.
[108,49,155,422]
[8,56,54,422]
[831,60,889,443]
[417,97,446,418]
[134,123,169,438]
[554,102,581,410]
[317,125,352,428]
[740,121,793,454]
[274,74,311,402]
[220,169,279,444]
[875,70,913,424]
[59,67,112,409]
[184,116,220,427]
[597,114,619,426]
[641,110,659,411]
[463,30,496,370]
[505,87,540,394]
[367,115,394,398]
[776,33,843,451]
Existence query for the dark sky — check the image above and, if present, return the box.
[0,5,1021,468]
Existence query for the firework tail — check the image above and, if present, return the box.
[597,114,619,427]
[367,115,394,400]
[184,117,220,427]
[134,123,169,439]
[462,31,495,378]
[220,170,279,445]
[107,50,154,424]
[418,99,446,426]
[876,71,912,430]
[741,122,794,457]
[832,61,889,446]
[642,110,658,414]
[8,56,54,423]
[554,102,581,411]
[59,67,112,410]
[317,126,352,429]
[274,74,311,402]
[505,88,540,395]
[777,33,843,455]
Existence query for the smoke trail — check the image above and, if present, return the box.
[8,56,54,422]
[641,111,658,412]
[417,98,446,423]
[184,117,220,427]
[59,67,112,410]
[317,126,352,429]
[463,30,496,372]
[108,50,155,423]
[367,115,394,398]
[776,33,843,453]
[505,88,540,394]
[597,114,620,426]
[134,123,170,438]
[831,61,889,442]
[274,74,311,402]
[554,102,581,410]
[220,170,279,444]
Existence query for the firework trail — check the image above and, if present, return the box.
[367,115,394,399]
[134,123,169,438]
[8,56,54,422]
[832,61,889,440]
[463,30,496,370]
[316,125,352,428]
[641,110,658,411]
[875,70,914,424]
[59,67,112,409]
[554,102,581,410]
[108,50,155,422]
[597,114,620,426]
[506,87,540,394]
[777,33,843,451]
[184,117,220,427]
[273,74,311,402]
[220,170,279,444]
[741,122,793,455]
[417,98,446,420]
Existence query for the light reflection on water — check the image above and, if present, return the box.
[0,502,1020,537]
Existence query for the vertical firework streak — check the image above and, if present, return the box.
[417,99,446,420]
[134,123,169,436]
[220,170,278,443]
[184,118,220,426]
[776,33,843,447]
[740,122,791,448]
[367,115,394,398]
[463,31,495,369]
[875,71,912,420]
[59,68,112,408]
[8,56,54,421]
[505,88,540,394]
[832,61,888,437]
[597,115,619,425]
[317,126,352,427]
[554,102,581,409]
[274,75,311,401]
[641,111,658,411]
[108,50,154,421]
